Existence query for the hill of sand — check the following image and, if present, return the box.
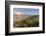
[13,15,29,21]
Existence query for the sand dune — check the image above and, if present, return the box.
[16,15,29,21]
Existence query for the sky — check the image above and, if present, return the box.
[13,8,39,15]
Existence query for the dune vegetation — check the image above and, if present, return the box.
[13,15,39,27]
